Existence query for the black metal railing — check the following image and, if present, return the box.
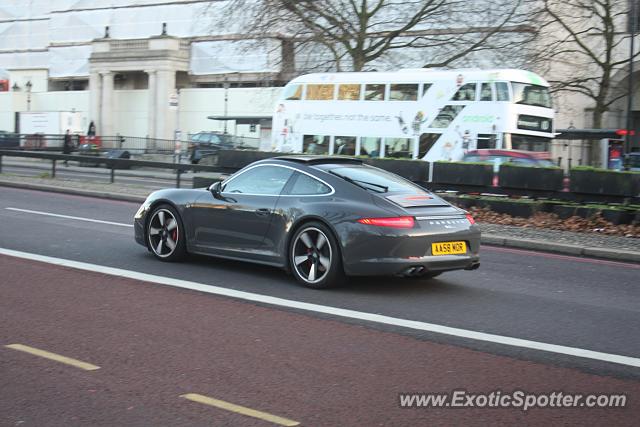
[0,132,260,154]
[0,149,238,188]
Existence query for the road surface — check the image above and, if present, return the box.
[1,186,639,425]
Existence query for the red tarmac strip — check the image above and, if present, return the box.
[1,254,639,426]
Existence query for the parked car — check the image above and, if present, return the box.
[133,156,480,288]
[0,130,20,148]
[628,152,640,172]
[462,149,556,172]
[188,131,235,164]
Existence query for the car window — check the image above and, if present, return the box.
[330,165,423,194]
[288,173,331,195]
[509,157,536,166]
[223,165,294,195]
[209,134,222,144]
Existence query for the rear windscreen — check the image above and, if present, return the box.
[331,166,424,194]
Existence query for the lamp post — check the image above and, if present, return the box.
[626,0,638,168]
[223,77,230,134]
[25,80,32,112]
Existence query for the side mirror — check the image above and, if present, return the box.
[210,181,222,198]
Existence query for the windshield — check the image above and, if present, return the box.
[330,166,424,194]
[512,83,552,108]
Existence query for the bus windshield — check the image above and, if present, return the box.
[512,83,552,108]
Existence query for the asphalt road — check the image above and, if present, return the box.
[1,186,639,425]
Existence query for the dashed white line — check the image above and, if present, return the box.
[5,207,133,228]
[0,247,639,369]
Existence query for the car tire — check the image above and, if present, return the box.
[147,204,186,262]
[289,222,344,289]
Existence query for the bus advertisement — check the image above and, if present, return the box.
[271,69,554,162]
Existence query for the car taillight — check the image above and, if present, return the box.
[357,216,415,229]
[466,214,475,225]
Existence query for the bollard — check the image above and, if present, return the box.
[0,154,3,174]
[176,168,182,188]
[52,159,56,178]
[110,165,115,183]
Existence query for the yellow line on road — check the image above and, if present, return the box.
[5,344,100,371]
[181,393,300,426]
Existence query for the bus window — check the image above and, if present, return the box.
[283,84,302,100]
[476,134,497,149]
[496,82,510,101]
[303,135,330,154]
[480,83,493,101]
[420,83,433,98]
[306,84,335,100]
[338,84,361,100]
[512,83,552,108]
[389,84,418,101]
[452,83,477,101]
[360,137,381,157]
[364,84,386,101]
[335,136,357,155]
[429,105,465,128]
[385,138,413,159]
[511,135,550,152]
[419,133,440,158]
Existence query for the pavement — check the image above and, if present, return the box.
[0,166,638,264]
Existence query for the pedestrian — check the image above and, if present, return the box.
[63,129,72,166]
[87,121,96,140]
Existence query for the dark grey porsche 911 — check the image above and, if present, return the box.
[134,156,480,288]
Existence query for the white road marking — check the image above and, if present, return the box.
[1,247,639,369]
[5,207,133,228]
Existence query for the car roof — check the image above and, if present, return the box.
[274,155,364,166]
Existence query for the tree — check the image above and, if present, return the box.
[539,0,640,128]
[218,0,536,73]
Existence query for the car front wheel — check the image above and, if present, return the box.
[147,204,186,261]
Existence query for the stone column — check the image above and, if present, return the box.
[155,69,176,140]
[100,71,114,137]
[89,71,102,133]
[146,70,157,139]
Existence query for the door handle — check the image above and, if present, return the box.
[255,208,270,216]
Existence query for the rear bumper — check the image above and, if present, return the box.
[344,253,480,276]
[338,220,481,277]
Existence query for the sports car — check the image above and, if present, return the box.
[134,156,480,288]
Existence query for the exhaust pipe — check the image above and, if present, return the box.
[465,262,480,271]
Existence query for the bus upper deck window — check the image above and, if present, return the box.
[364,84,386,101]
[420,83,432,98]
[338,84,361,100]
[512,83,552,108]
[306,84,335,100]
[480,83,493,101]
[390,84,418,101]
[452,83,477,101]
[496,82,510,101]
[284,84,302,100]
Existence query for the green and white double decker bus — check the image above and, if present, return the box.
[272,68,554,162]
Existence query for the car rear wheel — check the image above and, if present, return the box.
[147,204,186,261]
[290,222,344,289]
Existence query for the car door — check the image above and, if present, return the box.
[190,164,294,256]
